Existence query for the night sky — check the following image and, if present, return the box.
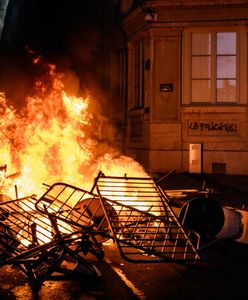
[1,0,116,54]
[0,0,118,106]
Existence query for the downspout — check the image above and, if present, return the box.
[120,24,129,154]
[114,0,130,154]
[180,29,184,173]
[0,0,10,39]
[118,0,145,154]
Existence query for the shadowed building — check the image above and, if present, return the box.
[108,0,248,175]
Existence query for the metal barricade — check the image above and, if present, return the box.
[93,172,204,263]
[0,194,102,290]
[0,174,206,289]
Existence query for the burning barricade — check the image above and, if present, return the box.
[0,172,205,290]
[3,59,189,289]
[1,58,247,291]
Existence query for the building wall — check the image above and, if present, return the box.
[119,0,248,174]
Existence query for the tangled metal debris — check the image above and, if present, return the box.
[2,171,235,290]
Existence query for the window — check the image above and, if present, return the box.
[216,32,236,102]
[133,41,144,108]
[110,49,126,112]
[183,28,247,105]
[191,32,212,102]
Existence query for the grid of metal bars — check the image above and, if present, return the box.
[94,173,203,263]
[0,194,102,289]
[0,174,206,289]
[35,182,111,243]
[0,196,52,255]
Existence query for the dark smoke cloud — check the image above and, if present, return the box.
[1,0,115,53]
[0,0,117,107]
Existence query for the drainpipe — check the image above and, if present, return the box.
[118,1,144,153]
[120,25,129,153]
[0,0,10,39]
[115,1,129,153]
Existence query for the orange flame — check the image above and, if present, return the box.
[0,63,146,199]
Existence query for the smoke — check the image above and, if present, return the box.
[0,1,149,197]
[0,0,123,146]
[0,0,116,107]
[0,0,124,175]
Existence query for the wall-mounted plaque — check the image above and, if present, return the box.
[160,83,173,92]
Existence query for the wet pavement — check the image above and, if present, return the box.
[1,172,248,300]
[1,240,248,300]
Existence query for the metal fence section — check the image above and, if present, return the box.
[0,193,102,290]
[35,182,110,243]
[94,173,203,263]
[0,176,206,290]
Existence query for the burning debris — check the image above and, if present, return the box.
[0,172,205,290]
[0,59,147,200]
[1,168,248,290]
[1,57,247,292]
[0,58,203,289]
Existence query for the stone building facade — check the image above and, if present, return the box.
[110,0,248,175]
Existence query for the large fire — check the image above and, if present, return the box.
[0,61,146,200]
